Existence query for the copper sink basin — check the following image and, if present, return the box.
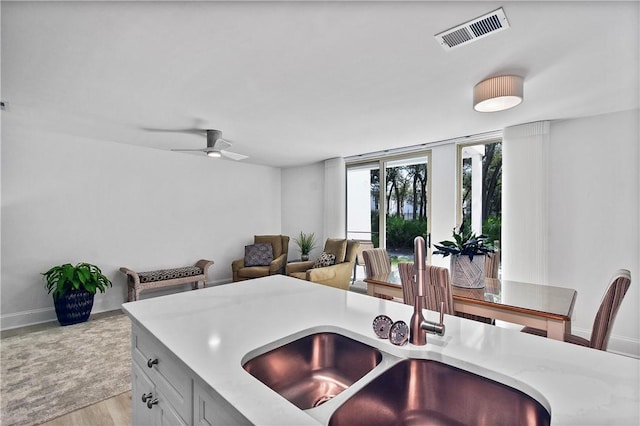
[329,359,550,426]
[242,332,382,410]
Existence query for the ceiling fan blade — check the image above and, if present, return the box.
[145,127,205,135]
[213,139,232,151]
[171,148,206,152]
[220,150,248,161]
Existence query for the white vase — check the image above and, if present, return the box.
[450,255,485,288]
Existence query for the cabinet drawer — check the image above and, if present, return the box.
[132,324,192,423]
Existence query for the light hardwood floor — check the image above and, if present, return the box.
[40,392,131,426]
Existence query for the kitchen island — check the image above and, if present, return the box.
[122,275,639,425]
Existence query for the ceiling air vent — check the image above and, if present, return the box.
[435,8,510,51]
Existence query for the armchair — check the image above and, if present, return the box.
[232,235,289,282]
[287,239,360,290]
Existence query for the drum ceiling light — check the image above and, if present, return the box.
[473,75,523,112]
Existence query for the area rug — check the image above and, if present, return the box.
[1,313,131,426]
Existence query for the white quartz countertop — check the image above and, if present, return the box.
[122,275,640,426]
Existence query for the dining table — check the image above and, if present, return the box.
[364,270,577,341]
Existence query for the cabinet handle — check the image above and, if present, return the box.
[147,358,159,368]
[146,398,159,409]
[141,392,153,403]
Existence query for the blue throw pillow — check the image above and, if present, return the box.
[244,243,274,267]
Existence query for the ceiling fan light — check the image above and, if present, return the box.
[207,151,221,158]
[473,75,523,112]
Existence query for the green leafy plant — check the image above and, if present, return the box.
[42,263,112,299]
[433,223,493,260]
[293,231,317,255]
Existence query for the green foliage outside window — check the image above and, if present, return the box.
[482,215,501,247]
[386,216,427,250]
[370,211,427,251]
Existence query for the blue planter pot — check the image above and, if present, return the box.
[53,289,95,326]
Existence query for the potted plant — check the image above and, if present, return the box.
[293,231,317,261]
[433,223,493,288]
[42,262,112,326]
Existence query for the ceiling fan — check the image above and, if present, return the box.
[171,129,248,161]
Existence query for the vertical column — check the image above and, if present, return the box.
[324,157,346,240]
[470,149,484,236]
[502,121,550,284]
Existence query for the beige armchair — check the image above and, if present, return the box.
[287,239,360,290]
[232,235,289,282]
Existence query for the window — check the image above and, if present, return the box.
[347,152,431,272]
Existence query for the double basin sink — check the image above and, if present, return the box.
[242,331,550,426]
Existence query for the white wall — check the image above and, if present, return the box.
[1,118,282,329]
[281,158,347,260]
[281,162,325,260]
[547,110,639,356]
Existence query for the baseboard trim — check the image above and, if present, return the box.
[1,307,57,331]
[571,326,639,359]
[606,335,640,359]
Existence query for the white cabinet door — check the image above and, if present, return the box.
[193,380,251,426]
[157,395,188,426]
[133,363,188,426]
[132,363,156,426]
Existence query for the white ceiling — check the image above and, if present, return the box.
[2,1,638,167]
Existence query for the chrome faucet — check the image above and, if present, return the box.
[409,236,445,345]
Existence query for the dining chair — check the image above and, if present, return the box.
[397,262,416,306]
[352,240,375,284]
[397,262,454,314]
[521,269,631,351]
[362,248,391,279]
[484,249,500,279]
